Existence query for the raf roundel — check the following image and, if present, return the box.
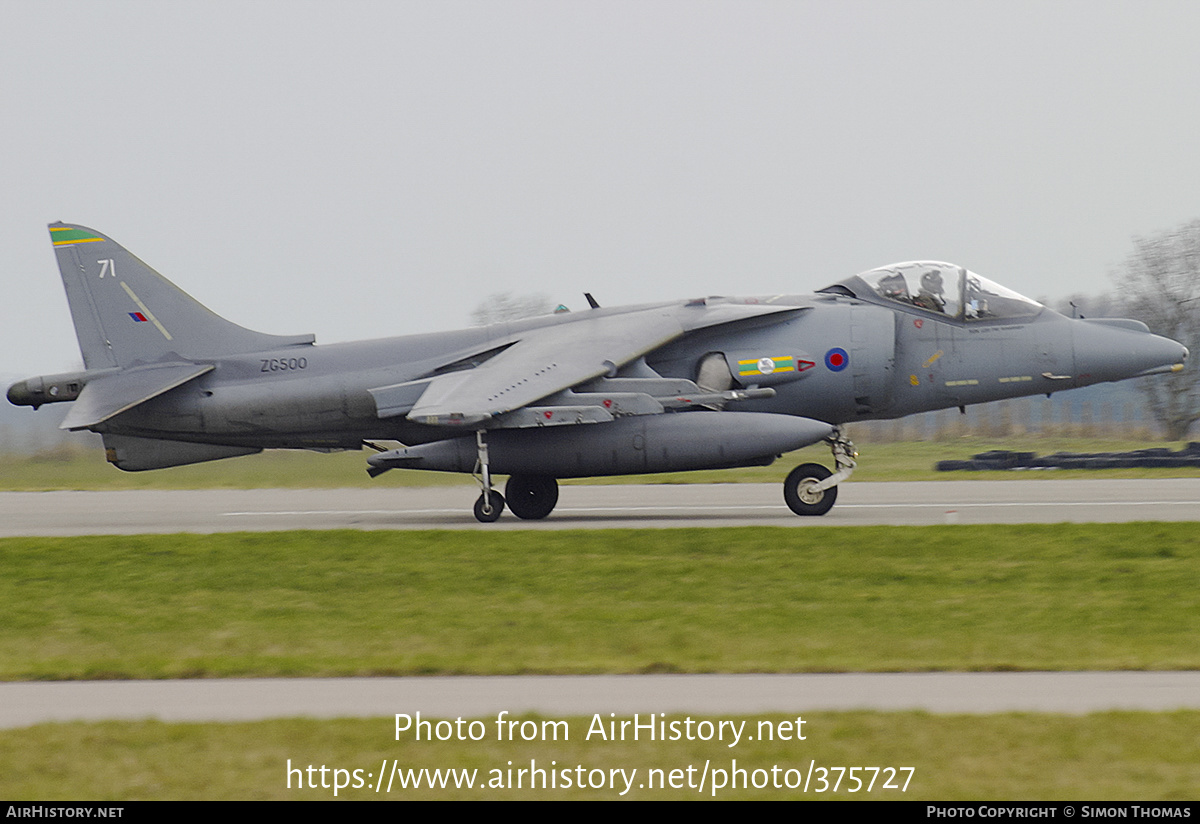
[824,347,849,372]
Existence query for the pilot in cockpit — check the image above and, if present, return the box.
[914,269,946,313]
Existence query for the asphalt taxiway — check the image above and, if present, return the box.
[5,672,1200,729]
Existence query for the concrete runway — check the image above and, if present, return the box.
[3,478,1200,535]
[5,479,1197,729]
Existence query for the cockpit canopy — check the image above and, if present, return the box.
[825,262,1044,322]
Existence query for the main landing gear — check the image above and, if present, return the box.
[471,430,560,523]
[505,474,559,520]
[783,427,857,517]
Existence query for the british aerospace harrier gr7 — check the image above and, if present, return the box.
[7,224,1188,521]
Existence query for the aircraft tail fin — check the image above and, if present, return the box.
[48,223,314,369]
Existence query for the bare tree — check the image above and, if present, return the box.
[1115,219,1200,440]
[470,292,553,327]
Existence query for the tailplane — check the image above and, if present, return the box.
[49,223,314,368]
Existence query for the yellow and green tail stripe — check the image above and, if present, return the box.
[50,226,105,246]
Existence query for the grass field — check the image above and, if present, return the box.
[2,435,1199,490]
[3,525,1198,680]
[3,711,1198,799]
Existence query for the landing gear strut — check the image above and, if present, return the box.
[472,430,505,523]
[783,427,857,517]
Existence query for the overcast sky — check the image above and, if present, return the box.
[4,0,1200,377]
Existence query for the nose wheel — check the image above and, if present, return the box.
[783,428,856,517]
[783,463,837,516]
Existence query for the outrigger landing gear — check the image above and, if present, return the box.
[783,427,857,517]
[472,430,505,523]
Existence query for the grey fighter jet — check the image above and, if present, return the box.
[8,224,1188,521]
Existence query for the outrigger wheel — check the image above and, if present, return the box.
[471,429,506,523]
[473,491,505,523]
[782,427,857,517]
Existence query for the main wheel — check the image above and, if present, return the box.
[505,475,559,520]
[783,463,838,516]
[473,492,506,523]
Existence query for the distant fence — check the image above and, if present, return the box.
[850,395,1163,442]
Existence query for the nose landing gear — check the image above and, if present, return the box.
[783,427,856,517]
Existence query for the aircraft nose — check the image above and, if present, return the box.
[1149,336,1189,374]
[1072,319,1188,384]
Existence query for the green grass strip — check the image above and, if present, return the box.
[3,525,1199,679]
[2,712,1198,799]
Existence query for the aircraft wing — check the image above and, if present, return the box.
[60,363,214,430]
[393,302,803,427]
